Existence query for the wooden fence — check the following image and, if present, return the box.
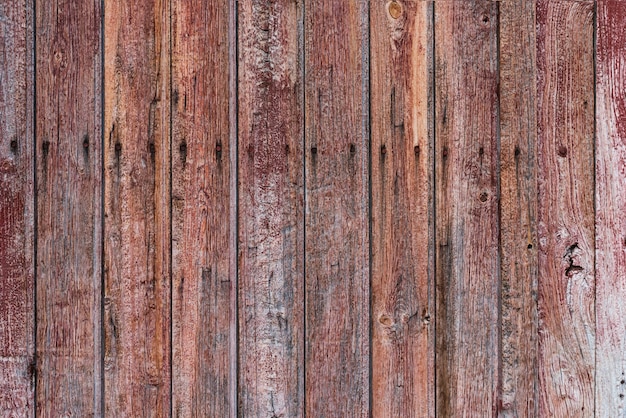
[1,0,624,416]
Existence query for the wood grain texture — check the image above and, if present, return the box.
[536,1,595,416]
[304,0,370,416]
[370,1,434,416]
[171,0,234,416]
[498,0,538,416]
[0,0,34,415]
[434,1,499,415]
[596,1,626,415]
[35,0,103,415]
[104,0,170,415]
[238,1,304,416]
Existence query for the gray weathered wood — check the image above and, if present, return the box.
[304,0,370,416]
[35,0,103,415]
[499,0,539,415]
[434,1,500,415]
[596,1,626,415]
[238,0,305,416]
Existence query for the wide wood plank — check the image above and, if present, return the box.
[171,0,234,416]
[0,0,34,415]
[536,1,595,416]
[35,0,103,415]
[498,0,539,415]
[304,0,370,416]
[238,1,305,416]
[596,1,626,415]
[104,0,170,415]
[434,1,499,415]
[370,1,434,416]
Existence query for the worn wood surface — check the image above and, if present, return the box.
[0,0,34,415]
[434,1,500,415]
[171,1,234,416]
[536,1,596,416]
[35,0,103,415]
[370,1,434,417]
[238,1,305,417]
[596,1,626,416]
[7,2,626,416]
[304,0,370,416]
[103,0,170,415]
[499,0,538,416]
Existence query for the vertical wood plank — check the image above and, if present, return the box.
[238,0,304,416]
[304,0,370,416]
[434,1,499,415]
[536,1,595,416]
[498,0,538,415]
[171,0,234,416]
[0,0,34,415]
[35,0,103,415]
[596,1,626,415]
[104,0,170,415]
[370,1,434,416]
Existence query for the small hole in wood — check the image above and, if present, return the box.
[311,146,318,155]
[480,192,488,202]
[10,139,18,151]
[528,243,533,249]
[514,146,521,157]
[381,145,387,155]
[558,145,567,157]
[350,143,356,153]
[414,145,420,156]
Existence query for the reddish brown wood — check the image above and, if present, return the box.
[536,1,595,416]
[596,1,626,415]
[238,1,305,416]
[171,0,234,416]
[370,1,434,416]
[0,1,34,415]
[35,0,103,415]
[499,0,539,415]
[434,1,499,415]
[304,0,370,416]
[103,0,170,415]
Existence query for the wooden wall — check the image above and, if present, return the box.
[1,0,626,416]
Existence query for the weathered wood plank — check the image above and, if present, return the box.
[536,1,595,416]
[0,0,34,415]
[35,0,103,415]
[304,0,370,416]
[370,1,434,416]
[596,1,626,415]
[434,1,499,415]
[498,0,538,416]
[171,0,234,416]
[104,0,170,415]
[238,1,304,416]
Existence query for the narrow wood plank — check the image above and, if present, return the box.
[536,1,595,416]
[35,0,103,415]
[304,0,369,416]
[370,1,434,416]
[498,0,539,415]
[596,1,626,415]
[434,1,499,415]
[171,0,234,416]
[238,1,305,416]
[0,0,34,415]
[104,0,170,415]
